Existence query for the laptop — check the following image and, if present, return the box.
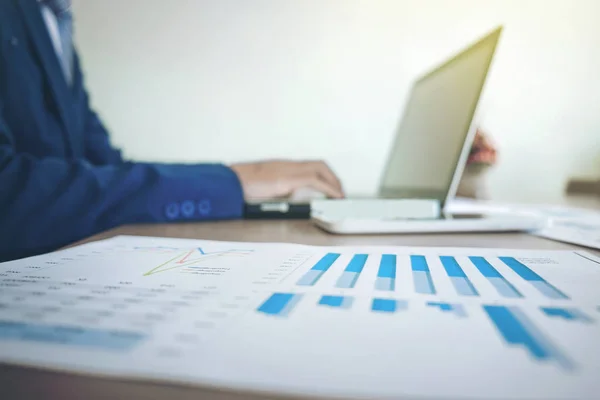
[248,26,542,233]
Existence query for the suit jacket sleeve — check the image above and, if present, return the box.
[0,104,245,261]
[83,106,124,165]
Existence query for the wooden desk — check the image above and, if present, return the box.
[3,211,600,400]
[74,218,600,253]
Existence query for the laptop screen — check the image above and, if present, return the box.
[378,27,501,204]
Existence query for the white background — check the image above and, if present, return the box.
[72,0,600,202]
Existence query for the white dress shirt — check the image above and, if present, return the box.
[39,2,64,59]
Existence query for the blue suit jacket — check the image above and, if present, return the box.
[0,0,244,261]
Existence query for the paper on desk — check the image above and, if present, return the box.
[534,217,600,250]
[447,197,600,219]
[448,198,600,250]
[1,235,600,399]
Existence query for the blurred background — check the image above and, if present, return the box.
[72,0,600,203]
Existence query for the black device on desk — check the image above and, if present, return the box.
[244,201,311,219]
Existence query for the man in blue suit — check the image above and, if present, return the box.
[0,0,343,261]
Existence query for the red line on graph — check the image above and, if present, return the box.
[177,249,195,264]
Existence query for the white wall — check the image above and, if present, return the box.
[72,0,600,202]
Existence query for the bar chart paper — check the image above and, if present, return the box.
[1,235,599,399]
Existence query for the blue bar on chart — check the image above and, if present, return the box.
[336,254,368,289]
[540,307,594,324]
[257,293,303,317]
[297,253,340,286]
[469,256,522,298]
[440,256,479,296]
[371,298,408,313]
[375,254,396,291]
[483,305,574,370]
[0,320,144,351]
[411,255,436,294]
[318,295,354,309]
[499,257,569,300]
[426,301,467,318]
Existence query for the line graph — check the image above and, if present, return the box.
[143,248,253,276]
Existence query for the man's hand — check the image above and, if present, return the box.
[230,160,344,200]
